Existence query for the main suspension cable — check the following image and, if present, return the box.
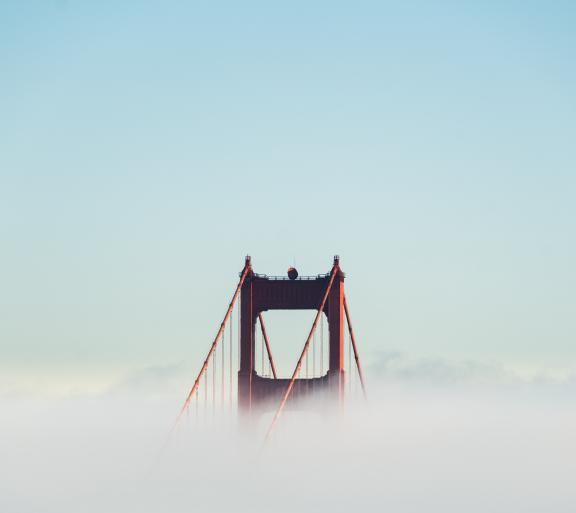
[174,262,250,426]
[343,295,367,400]
[348,327,352,395]
[258,313,277,379]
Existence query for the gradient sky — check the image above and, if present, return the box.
[1,1,575,394]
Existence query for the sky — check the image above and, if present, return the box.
[1,0,575,396]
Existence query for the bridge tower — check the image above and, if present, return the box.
[238,255,346,414]
[175,255,365,438]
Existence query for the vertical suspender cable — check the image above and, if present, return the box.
[255,327,259,375]
[306,338,309,378]
[212,349,216,417]
[237,296,241,403]
[221,326,225,410]
[248,282,253,413]
[175,264,250,425]
[229,309,233,410]
[204,369,207,415]
[320,314,324,376]
[238,296,241,369]
[343,296,367,400]
[312,330,316,378]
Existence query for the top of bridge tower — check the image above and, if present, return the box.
[240,255,344,280]
[251,272,331,281]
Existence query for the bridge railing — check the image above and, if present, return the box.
[250,273,331,281]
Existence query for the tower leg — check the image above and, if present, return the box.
[327,269,345,404]
[239,278,255,416]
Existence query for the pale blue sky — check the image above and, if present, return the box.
[1,1,575,392]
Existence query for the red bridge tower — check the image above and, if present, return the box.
[239,255,346,413]
[176,256,366,438]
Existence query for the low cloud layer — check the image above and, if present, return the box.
[367,350,575,388]
[2,381,575,513]
[3,348,575,402]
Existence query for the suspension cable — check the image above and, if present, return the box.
[260,323,264,376]
[320,313,324,376]
[258,313,277,379]
[348,327,352,395]
[237,294,241,386]
[212,349,216,417]
[175,263,250,425]
[343,295,367,399]
[229,308,233,410]
[305,336,309,378]
[204,367,207,415]
[221,325,225,409]
[312,330,316,378]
